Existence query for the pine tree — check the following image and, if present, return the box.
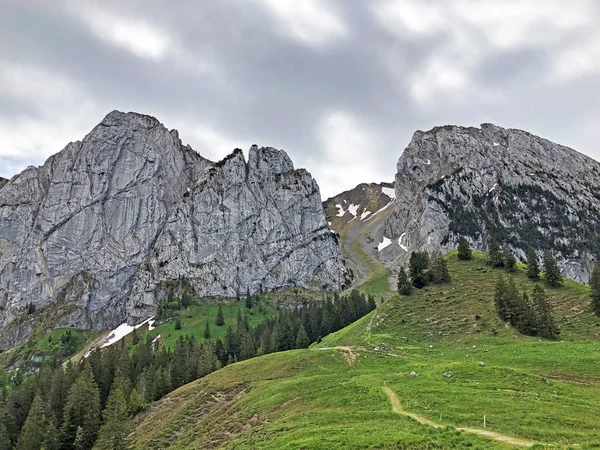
[216,305,225,326]
[543,252,562,287]
[590,264,600,316]
[93,381,132,450]
[0,424,11,450]
[397,267,412,295]
[457,236,472,260]
[17,393,47,450]
[245,288,253,309]
[409,252,429,289]
[504,248,517,272]
[430,253,451,283]
[295,325,310,349]
[174,317,182,330]
[494,276,508,322]
[61,363,101,450]
[532,284,558,339]
[525,246,540,279]
[513,291,536,336]
[203,320,211,339]
[486,236,504,267]
[43,420,60,450]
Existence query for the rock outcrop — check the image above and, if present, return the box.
[0,111,352,347]
[385,123,600,282]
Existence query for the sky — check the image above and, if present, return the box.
[1,0,599,199]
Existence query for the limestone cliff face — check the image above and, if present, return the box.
[0,111,351,347]
[385,123,600,282]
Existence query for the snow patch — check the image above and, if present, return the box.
[348,204,359,216]
[489,183,498,194]
[335,204,344,217]
[493,142,500,147]
[102,317,154,348]
[378,237,392,252]
[426,159,431,165]
[398,232,408,251]
[360,210,372,220]
[381,187,395,198]
[364,200,394,222]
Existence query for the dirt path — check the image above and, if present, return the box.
[383,384,536,448]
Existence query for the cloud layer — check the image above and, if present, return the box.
[1,0,599,198]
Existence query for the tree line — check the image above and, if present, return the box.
[0,290,376,450]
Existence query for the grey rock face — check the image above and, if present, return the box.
[385,123,600,282]
[0,111,351,347]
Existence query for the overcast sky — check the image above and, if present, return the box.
[1,0,599,198]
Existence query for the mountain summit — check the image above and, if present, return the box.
[0,111,352,347]
[384,123,600,281]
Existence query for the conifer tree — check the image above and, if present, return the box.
[127,388,146,415]
[174,317,182,330]
[525,246,540,279]
[295,325,310,349]
[590,264,600,316]
[532,284,558,339]
[204,320,211,339]
[215,305,225,326]
[543,252,562,287]
[397,267,412,295]
[513,291,536,335]
[93,381,131,450]
[245,287,253,309]
[43,420,60,450]
[17,393,47,450]
[0,424,11,450]
[504,248,517,272]
[457,236,472,260]
[430,253,451,283]
[409,251,429,289]
[486,236,504,267]
[61,363,101,450]
[494,276,508,321]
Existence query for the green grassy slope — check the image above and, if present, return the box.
[129,251,600,448]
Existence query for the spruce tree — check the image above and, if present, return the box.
[397,267,412,295]
[17,393,47,450]
[430,253,451,283]
[525,246,540,279]
[513,291,536,336]
[503,248,516,272]
[61,363,101,450]
[245,288,253,309]
[43,421,60,450]
[215,305,225,326]
[204,320,211,339]
[295,325,310,349]
[590,264,600,316]
[532,284,558,339]
[494,276,508,322]
[174,317,182,330]
[543,252,562,287]
[457,236,472,260]
[486,236,504,267]
[93,381,132,450]
[409,251,429,289]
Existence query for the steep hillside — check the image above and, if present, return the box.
[385,124,600,283]
[0,111,351,348]
[130,252,600,448]
[323,182,397,297]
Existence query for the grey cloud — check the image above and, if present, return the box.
[0,0,598,198]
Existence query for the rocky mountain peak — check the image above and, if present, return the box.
[0,112,351,348]
[387,123,600,282]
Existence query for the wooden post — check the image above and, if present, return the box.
[484,415,486,428]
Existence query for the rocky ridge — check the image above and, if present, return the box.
[384,123,600,282]
[0,111,352,348]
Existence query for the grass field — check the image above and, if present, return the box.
[139,298,278,350]
[129,251,600,448]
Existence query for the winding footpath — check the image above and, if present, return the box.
[383,384,536,448]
